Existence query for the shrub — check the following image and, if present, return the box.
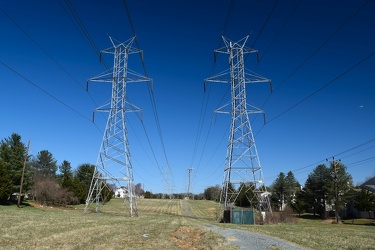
[32,176,79,206]
[261,206,297,224]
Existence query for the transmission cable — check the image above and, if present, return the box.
[61,0,109,69]
[222,0,236,36]
[122,0,169,166]
[0,60,102,133]
[279,0,368,93]
[189,0,236,180]
[0,5,104,118]
[122,0,172,188]
[255,50,375,137]
[192,0,279,185]
[255,0,371,117]
[257,0,302,65]
[249,0,279,50]
[264,137,375,183]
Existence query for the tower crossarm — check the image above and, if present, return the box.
[207,36,273,221]
[84,36,147,217]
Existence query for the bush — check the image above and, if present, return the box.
[32,177,79,206]
[260,206,297,224]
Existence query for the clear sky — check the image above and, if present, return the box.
[1,0,374,194]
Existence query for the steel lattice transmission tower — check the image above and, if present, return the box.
[205,36,272,218]
[84,37,150,216]
[162,165,173,199]
[185,168,193,199]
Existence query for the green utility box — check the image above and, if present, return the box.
[231,209,254,224]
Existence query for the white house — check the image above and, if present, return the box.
[115,187,128,198]
[114,187,144,199]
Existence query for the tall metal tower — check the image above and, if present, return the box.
[84,37,150,216]
[205,36,272,218]
[185,168,193,199]
[162,165,174,199]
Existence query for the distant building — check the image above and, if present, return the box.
[114,187,144,199]
[361,176,375,193]
[115,187,128,198]
[344,177,375,219]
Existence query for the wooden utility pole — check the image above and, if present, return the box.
[333,160,339,224]
[327,157,340,223]
[18,139,30,207]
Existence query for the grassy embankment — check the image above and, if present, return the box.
[0,199,374,249]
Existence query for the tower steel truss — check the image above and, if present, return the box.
[84,37,150,216]
[205,36,272,219]
[185,168,193,199]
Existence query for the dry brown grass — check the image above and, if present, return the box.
[1,199,374,250]
[0,199,230,250]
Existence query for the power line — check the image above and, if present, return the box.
[257,0,302,64]
[0,4,103,116]
[61,0,109,69]
[122,0,172,191]
[122,0,169,165]
[264,138,375,183]
[189,0,238,174]
[276,0,370,93]
[255,0,371,115]
[255,50,375,136]
[0,6,82,91]
[346,156,375,169]
[0,60,102,133]
[249,0,279,49]
[191,0,279,188]
[222,0,236,36]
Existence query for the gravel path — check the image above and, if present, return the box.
[205,224,309,250]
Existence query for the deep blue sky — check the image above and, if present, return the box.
[1,0,374,194]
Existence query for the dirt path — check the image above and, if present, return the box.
[204,224,309,250]
[182,199,192,217]
[181,200,307,249]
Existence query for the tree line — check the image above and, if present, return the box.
[0,133,101,205]
[202,164,374,219]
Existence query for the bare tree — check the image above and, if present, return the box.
[134,183,144,196]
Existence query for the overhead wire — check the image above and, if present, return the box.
[249,0,302,126]
[0,60,102,133]
[189,0,237,189]
[194,0,373,192]
[256,0,302,66]
[264,138,375,184]
[296,155,375,186]
[61,0,110,69]
[189,0,236,171]
[62,0,168,186]
[122,0,172,188]
[123,0,169,164]
[255,50,375,137]
[253,0,371,123]
[127,117,161,176]
[275,0,370,94]
[249,0,279,50]
[62,0,167,185]
[191,0,281,190]
[0,4,106,129]
[254,0,374,186]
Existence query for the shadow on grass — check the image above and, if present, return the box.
[342,219,375,226]
[298,214,322,220]
[0,200,32,207]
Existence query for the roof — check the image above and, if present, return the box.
[361,177,375,193]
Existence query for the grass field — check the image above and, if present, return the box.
[0,199,374,249]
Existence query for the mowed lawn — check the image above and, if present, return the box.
[0,199,374,250]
